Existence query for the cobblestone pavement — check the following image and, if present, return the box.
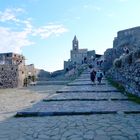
[0,114,140,140]
[0,85,64,121]
[0,70,140,140]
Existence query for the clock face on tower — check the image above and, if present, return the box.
[72,36,78,50]
[73,43,78,50]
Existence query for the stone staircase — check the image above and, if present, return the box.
[16,70,140,117]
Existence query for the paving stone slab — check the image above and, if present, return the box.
[67,83,106,86]
[67,80,107,86]
[56,85,119,93]
[44,92,127,100]
[74,79,92,81]
[16,100,140,116]
[43,98,129,102]
[37,81,69,85]
[1,114,140,139]
[74,78,107,82]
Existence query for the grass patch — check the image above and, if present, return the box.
[107,78,125,93]
[107,77,140,104]
[126,92,140,104]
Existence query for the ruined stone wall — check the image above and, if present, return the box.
[18,64,26,87]
[26,64,36,76]
[103,26,140,71]
[107,49,140,96]
[113,26,140,58]
[0,65,18,88]
[103,48,117,71]
[0,64,26,88]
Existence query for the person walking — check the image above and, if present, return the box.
[96,70,103,84]
[90,69,96,84]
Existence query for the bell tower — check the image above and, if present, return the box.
[72,35,79,51]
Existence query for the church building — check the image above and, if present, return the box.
[64,35,96,70]
[71,35,88,65]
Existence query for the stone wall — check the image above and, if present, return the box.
[0,65,18,88]
[107,49,140,97]
[103,48,117,71]
[103,26,140,71]
[26,64,36,77]
[0,64,26,88]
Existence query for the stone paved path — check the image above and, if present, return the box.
[0,70,140,139]
[17,70,140,116]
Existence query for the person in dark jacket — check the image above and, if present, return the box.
[90,69,96,84]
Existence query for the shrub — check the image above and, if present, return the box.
[133,49,140,59]
[113,58,122,68]
[125,52,133,64]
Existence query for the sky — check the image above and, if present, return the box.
[0,0,140,72]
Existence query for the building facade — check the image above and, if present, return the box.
[64,36,96,70]
[0,52,26,88]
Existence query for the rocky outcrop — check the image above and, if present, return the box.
[104,27,140,96]
[107,49,140,96]
[104,26,140,71]
[36,69,51,80]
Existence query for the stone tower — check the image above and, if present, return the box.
[72,35,79,51]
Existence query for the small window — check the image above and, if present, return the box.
[1,68,4,71]
[11,67,13,70]
[22,71,24,74]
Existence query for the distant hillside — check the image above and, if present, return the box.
[36,69,51,80]
[36,65,87,81]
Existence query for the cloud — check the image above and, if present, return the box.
[0,27,34,53]
[0,8,25,23]
[33,24,68,39]
[0,8,68,53]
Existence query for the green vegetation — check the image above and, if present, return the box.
[126,92,140,104]
[133,49,140,59]
[113,58,122,68]
[127,52,133,64]
[31,75,36,82]
[107,78,125,93]
[107,77,140,104]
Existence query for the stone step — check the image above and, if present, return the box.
[44,92,127,100]
[16,100,140,117]
[59,84,117,90]
[16,111,140,117]
[43,98,129,102]
[74,79,91,81]
[56,90,119,93]
[36,81,69,85]
[67,83,106,86]
[56,85,119,93]
[16,111,117,117]
[75,78,107,81]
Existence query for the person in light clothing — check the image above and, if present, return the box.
[96,70,103,84]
